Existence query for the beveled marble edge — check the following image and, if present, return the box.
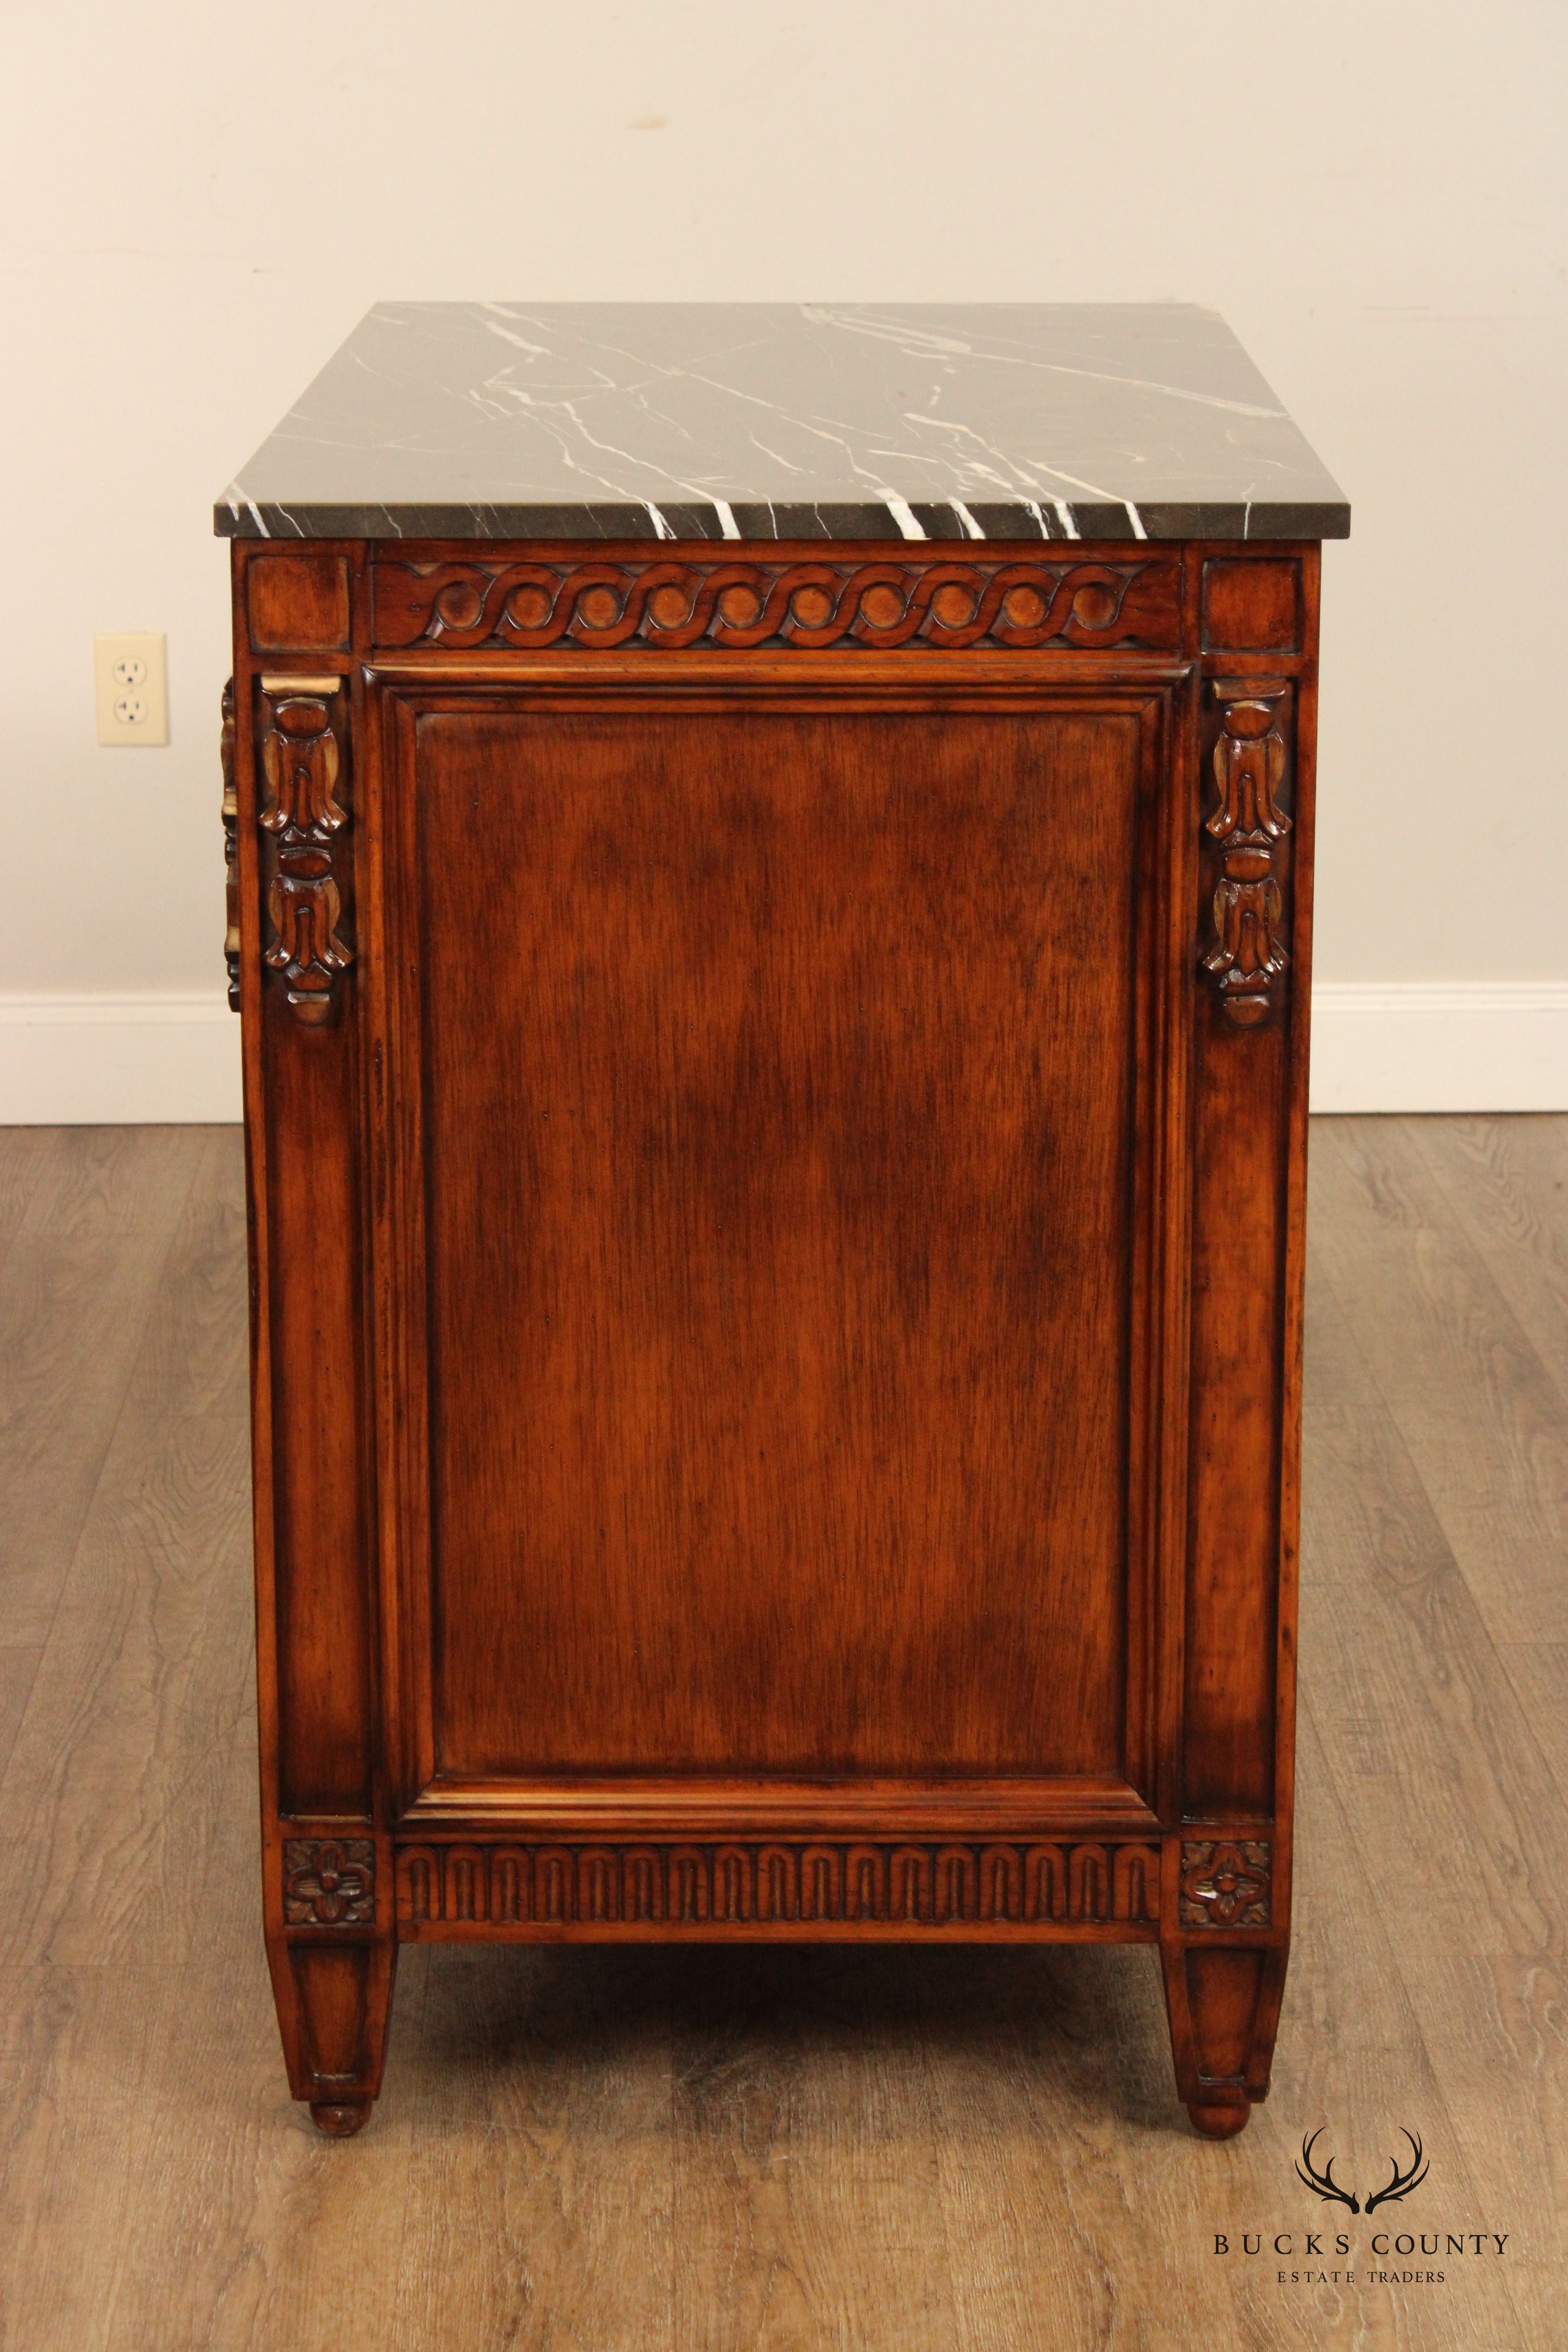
[214,494,1348,543]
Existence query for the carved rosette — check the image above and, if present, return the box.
[396,1838,1161,1929]
[257,677,352,1024]
[283,1837,376,1926]
[370,556,1180,653]
[220,678,240,1012]
[1178,1838,1271,1928]
[1203,679,1292,1026]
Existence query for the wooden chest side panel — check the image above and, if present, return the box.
[234,645,377,1824]
[406,695,1158,1781]
[1182,587,1317,1823]
[1182,1017,1288,1815]
[262,1024,374,1813]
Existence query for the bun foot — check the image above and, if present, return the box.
[1188,2100,1251,2140]
[310,2100,371,2137]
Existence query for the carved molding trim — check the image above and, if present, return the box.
[283,1837,376,1927]
[220,678,240,1014]
[257,677,352,1025]
[1202,678,1292,1027]
[396,1838,1160,1929]
[1178,1838,1271,1928]
[371,556,1181,654]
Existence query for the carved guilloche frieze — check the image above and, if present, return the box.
[370,554,1182,652]
[257,675,353,1025]
[1202,678,1292,1027]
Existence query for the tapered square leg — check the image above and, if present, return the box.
[1160,1941,1287,2138]
[266,1929,397,2135]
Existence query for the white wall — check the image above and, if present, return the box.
[3,2,1564,1118]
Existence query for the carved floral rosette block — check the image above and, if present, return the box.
[369,554,1182,654]
[283,1837,377,1927]
[396,1838,1161,1931]
[1203,678,1292,1026]
[257,676,353,1024]
[1178,1838,1272,1928]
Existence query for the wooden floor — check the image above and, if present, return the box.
[0,1118,1562,2350]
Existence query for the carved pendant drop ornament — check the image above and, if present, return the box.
[256,678,353,1024]
[1203,678,1292,1026]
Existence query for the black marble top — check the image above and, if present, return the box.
[214,303,1348,544]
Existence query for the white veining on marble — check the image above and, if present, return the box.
[223,481,270,537]
[801,302,1288,421]
[475,311,776,528]
[216,302,1348,541]
[881,492,927,540]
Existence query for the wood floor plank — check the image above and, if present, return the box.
[1404,1115,1568,1399]
[15,1125,218,1243]
[772,1952,956,2352]
[1494,1642,1568,1812]
[0,1113,1560,2350]
[1308,1118,1568,1647]
[390,1944,674,2352]
[0,1130,82,1239]
[919,1943,1238,2352]
[1197,1705,1505,2351]
[0,1965,165,2352]
[0,1650,41,1785]
[1298,1244,1566,1958]
[1287,1703,1433,2059]
[98,1946,423,2352]
[0,1231,183,1649]
[1282,1705,1537,2347]
[669,1946,956,2352]
[0,1132,204,1649]
[1391,1951,1568,2350]
[0,1130,253,1967]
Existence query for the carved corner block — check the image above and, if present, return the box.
[247,551,352,653]
[1178,1838,1271,1929]
[1201,679,1292,1027]
[257,675,353,1025]
[283,1837,377,1927]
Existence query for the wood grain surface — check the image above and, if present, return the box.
[0,1114,1562,2348]
[414,698,1149,1780]
[249,544,1291,2132]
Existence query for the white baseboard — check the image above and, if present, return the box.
[0,995,241,1124]
[1309,982,1568,1113]
[0,985,1563,1125]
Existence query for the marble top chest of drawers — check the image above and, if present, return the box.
[216,302,1347,2135]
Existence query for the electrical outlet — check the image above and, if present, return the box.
[94,632,168,746]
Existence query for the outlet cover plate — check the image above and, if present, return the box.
[94,632,168,746]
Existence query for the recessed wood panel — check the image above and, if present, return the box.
[406,695,1162,1781]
